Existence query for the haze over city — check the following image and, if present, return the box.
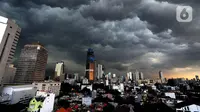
[0,0,200,79]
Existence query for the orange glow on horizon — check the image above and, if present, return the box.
[151,71,199,80]
[164,72,199,79]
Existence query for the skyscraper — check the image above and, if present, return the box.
[133,70,140,81]
[85,48,95,82]
[127,72,133,81]
[0,16,21,84]
[139,72,144,80]
[55,61,65,81]
[14,42,48,83]
[97,64,103,79]
[159,71,165,83]
[74,73,79,81]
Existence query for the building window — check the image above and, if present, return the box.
[42,84,46,90]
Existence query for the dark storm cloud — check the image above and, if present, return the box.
[1,0,200,77]
[138,0,200,40]
[0,0,90,8]
[81,0,141,21]
[156,0,200,5]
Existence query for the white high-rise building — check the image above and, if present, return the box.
[97,64,103,79]
[55,61,65,81]
[126,72,132,80]
[74,73,79,81]
[159,71,165,83]
[0,16,21,84]
[139,72,144,80]
[134,70,140,81]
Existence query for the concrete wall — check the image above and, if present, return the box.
[0,85,37,105]
[2,64,16,83]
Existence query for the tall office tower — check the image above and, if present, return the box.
[126,72,129,81]
[85,48,95,82]
[159,71,165,83]
[97,64,103,79]
[55,61,65,81]
[0,16,21,84]
[74,73,79,81]
[139,72,144,80]
[133,70,139,81]
[14,43,48,83]
[126,72,132,81]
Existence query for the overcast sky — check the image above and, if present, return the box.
[1,0,200,79]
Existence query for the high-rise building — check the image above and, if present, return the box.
[139,72,144,80]
[74,73,79,81]
[133,70,139,81]
[85,48,95,82]
[14,42,48,83]
[55,61,65,81]
[0,16,21,84]
[97,64,103,79]
[127,72,132,81]
[159,71,165,83]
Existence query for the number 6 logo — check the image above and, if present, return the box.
[176,6,193,22]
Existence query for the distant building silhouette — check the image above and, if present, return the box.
[159,71,165,83]
[139,72,144,80]
[195,75,199,81]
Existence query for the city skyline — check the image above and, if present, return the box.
[1,0,200,79]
